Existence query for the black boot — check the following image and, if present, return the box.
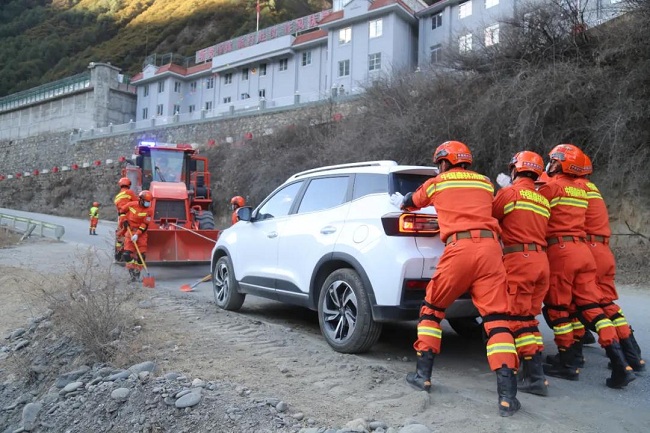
[496,365,521,417]
[406,351,434,392]
[620,337,646,373]
[518,353,549,396]
[543,345,580,381]
[605,342,636,388]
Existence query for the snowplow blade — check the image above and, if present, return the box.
[145,229,219,264]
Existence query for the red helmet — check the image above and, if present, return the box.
[548,144,586,176]
[118,177,131,187]
[93,201,99,207]
[583,154,593,176]
[139,190,153,202]
[231,196,245,207]
[433,141,473,166]
[509,151,544,177]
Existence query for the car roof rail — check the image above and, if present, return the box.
[289,160,398,180]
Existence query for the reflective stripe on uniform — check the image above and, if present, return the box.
[503,201,550,218]
[549,197,588,208]
[486,342,517,356]
[417,326,442,339]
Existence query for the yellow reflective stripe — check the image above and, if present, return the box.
[553,324,573,335]
[417,326,442,339]
[435,181,494,194]
[550,197,588,208]
[504,201,550,218]
[514,335,537,348]
[486,343,517,356]
[612,317,629,327]
[595,319,614,332]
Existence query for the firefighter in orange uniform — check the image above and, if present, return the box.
[89,202,100,235]
[113,177,138,261]
[493,151,550,396]
[538,144,635,388]
[575,155,645,372]
[230,195,246,225]
[397,141,521,417]
[120,190,153,282]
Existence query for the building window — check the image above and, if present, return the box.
[259,89,266,98]
[206,77,215,89]
[205,101,213,111]
[242,68,249,80]
[302,51,312,66]
[224,73,232,84]
[189,105,195,113]
[174,81,181,92]
[260,63,267,76]
[173,104,180,114]
[143,85,149,97]
[279,58,288,71]
[432,13,442,30]
[459,33,472,52]
[368,53,381,71]
[485,0,499,8]
[338,59,350,77]
[485,24,499,46]
[190,81,197,92]
[459,1,472,19]
[369,19,383,38]
[156,104,164,116]
[339,27,352,44]
[223,97,231,104]
[158,81,165,93]
[430,44,443,63]
[142,107,148,119]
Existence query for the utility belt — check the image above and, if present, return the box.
[445,230,496,246]
[586,234,609,245]
[547,235,586,246]
[502,243,546,254]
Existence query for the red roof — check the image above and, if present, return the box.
[318,10,343,24]
[292,29,328,46]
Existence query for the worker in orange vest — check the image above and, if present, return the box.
[538,144,635,389]
[89,202,100,235]
[395,141,521,417]
[119,190,153,282]
[230,195,246,225]
[574,154,645,372]
[113,177,138,261]
[493,151,551,396]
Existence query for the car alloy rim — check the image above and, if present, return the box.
[213,262,229,304]
[322,279,358,343]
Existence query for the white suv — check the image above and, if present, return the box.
[210,161,479,353]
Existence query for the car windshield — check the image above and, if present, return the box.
[391,173,435,195]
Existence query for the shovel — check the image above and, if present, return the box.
[180,273,211,292]
[127,227,155,288]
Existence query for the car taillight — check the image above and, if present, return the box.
[382,212,439,237]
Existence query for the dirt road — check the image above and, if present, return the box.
[1,210,649,432]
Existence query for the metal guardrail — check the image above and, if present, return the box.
[0,213,65,240]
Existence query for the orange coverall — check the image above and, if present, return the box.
[538,174,617,349]
[575,178,631,340]
[493,177,550,357]
[119,200,153,271]
[410,168,518,371]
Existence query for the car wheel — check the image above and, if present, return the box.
[318,268,382,354]
[213,256,245,311]
[447,316,484,340]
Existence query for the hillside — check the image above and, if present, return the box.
[0,0,330,97]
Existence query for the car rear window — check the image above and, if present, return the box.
[391,173,434,195]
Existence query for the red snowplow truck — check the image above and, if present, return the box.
[120,141,219,263]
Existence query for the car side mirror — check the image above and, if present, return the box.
[236,206,252,222]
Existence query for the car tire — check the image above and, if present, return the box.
[213,256,245,311]
[318,268,382,354]
[447,316,484,340]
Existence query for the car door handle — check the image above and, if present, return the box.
[320,226,337,235]
[267,231,278,238]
